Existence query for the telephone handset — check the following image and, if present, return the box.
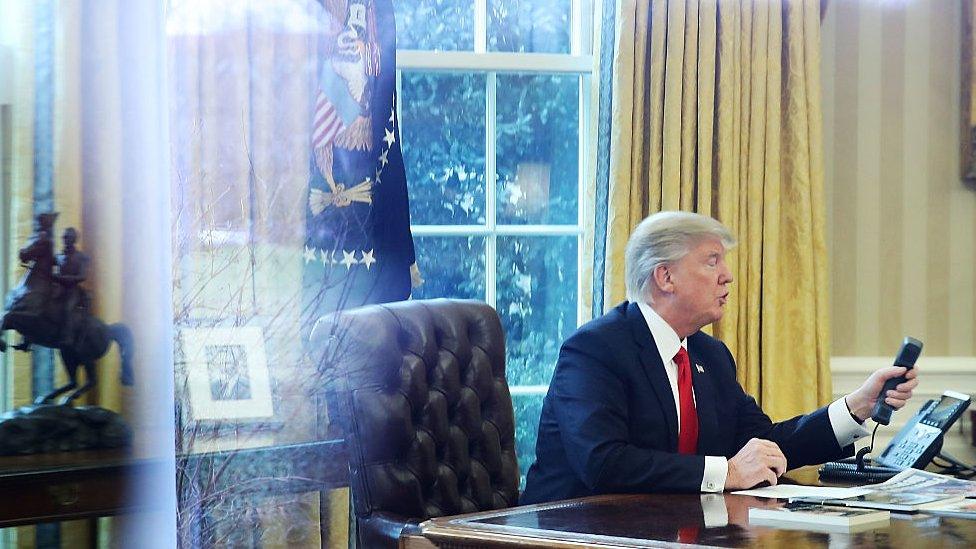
[872,336,923,425]
[875,390,971,469]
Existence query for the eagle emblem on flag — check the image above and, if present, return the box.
[311,0,381,206]
[302,0,418,315]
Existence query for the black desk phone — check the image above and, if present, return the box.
[820,391,972,482]
[875,390,971,469]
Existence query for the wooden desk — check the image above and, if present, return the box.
[0,439,347,531]
[406,491,976,548]
[0,447,168,528]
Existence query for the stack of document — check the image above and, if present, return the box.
[735,469,975,514]
[792,491,964,512]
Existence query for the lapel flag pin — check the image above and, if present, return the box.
[696,364,704,373]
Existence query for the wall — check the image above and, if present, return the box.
[822,0,976,458]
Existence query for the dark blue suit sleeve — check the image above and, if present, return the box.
[719,345,854,468]
[549,331,707,493]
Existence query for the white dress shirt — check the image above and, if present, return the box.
[636,302,869,492]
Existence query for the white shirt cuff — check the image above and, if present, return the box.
[828,397,871,447]
[701,456,728,492]
[700,493,729,528]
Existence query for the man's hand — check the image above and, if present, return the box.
[844,366,919,422]
[725,438,787,490]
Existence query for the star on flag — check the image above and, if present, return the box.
[360,249,376,270]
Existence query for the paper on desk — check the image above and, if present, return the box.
[731,485,872,499]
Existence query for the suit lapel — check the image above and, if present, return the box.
[627,302,679,449]
[687,339,719,457]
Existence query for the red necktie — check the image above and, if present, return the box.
[674,347,698,454]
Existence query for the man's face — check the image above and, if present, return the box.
[63,231,76,248]
[666,236,733,331]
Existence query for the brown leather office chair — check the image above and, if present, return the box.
[311,298,520,548]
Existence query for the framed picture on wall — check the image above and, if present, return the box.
[963,0,976,186]
[179,326,274,422]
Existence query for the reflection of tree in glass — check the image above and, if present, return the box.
[394,0,474,51]
[488,0,570,53]
[496,74,578,225]
[411,236,486,301]
[401,72,487,225]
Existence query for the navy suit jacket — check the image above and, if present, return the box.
[520,301,854,505]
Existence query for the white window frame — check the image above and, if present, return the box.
[396,0,596,399]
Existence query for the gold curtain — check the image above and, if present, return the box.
[604,0,831,419]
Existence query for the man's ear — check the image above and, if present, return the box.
[651,264,673,294]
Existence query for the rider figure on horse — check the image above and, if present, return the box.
[53,227,90,349]
[1,212,133,405]
[7,213,88,351]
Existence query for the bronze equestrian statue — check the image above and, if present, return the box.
[0,213,133,405]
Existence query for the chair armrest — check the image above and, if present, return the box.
[358,511,420,549]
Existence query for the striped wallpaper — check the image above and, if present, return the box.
[822,0,976,357]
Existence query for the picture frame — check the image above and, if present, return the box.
[180,326,274,422]
[962,0,976,186]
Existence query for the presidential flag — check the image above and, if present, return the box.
[303,0,417,321]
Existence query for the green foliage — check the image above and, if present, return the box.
[394,0,474,50]
[411,236,486,300]
[488,0,571,53]
[495,74,578,225]
[513,393,545,489]
[402,73,487,225]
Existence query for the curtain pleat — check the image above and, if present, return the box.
[604,0,831,417]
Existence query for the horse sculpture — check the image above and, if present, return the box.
[0,213,133,405]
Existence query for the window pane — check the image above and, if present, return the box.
[495,74,579,225]
[497,235,577,386]
[412,236,487,300]
[488,0,571,53]
[513,392,545,489]
[394,0,474,51]
[402,72,487,225]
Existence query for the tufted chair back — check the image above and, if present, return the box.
[310,299,519,548]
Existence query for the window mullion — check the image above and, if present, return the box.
[578,73,589,326]
[475,0,487,53]
[485,71,497,308]
[571,0,583,55]
[396,51,593,74]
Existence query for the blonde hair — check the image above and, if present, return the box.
[624,211,736,302]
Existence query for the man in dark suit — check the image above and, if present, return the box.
[521,211,918,504]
